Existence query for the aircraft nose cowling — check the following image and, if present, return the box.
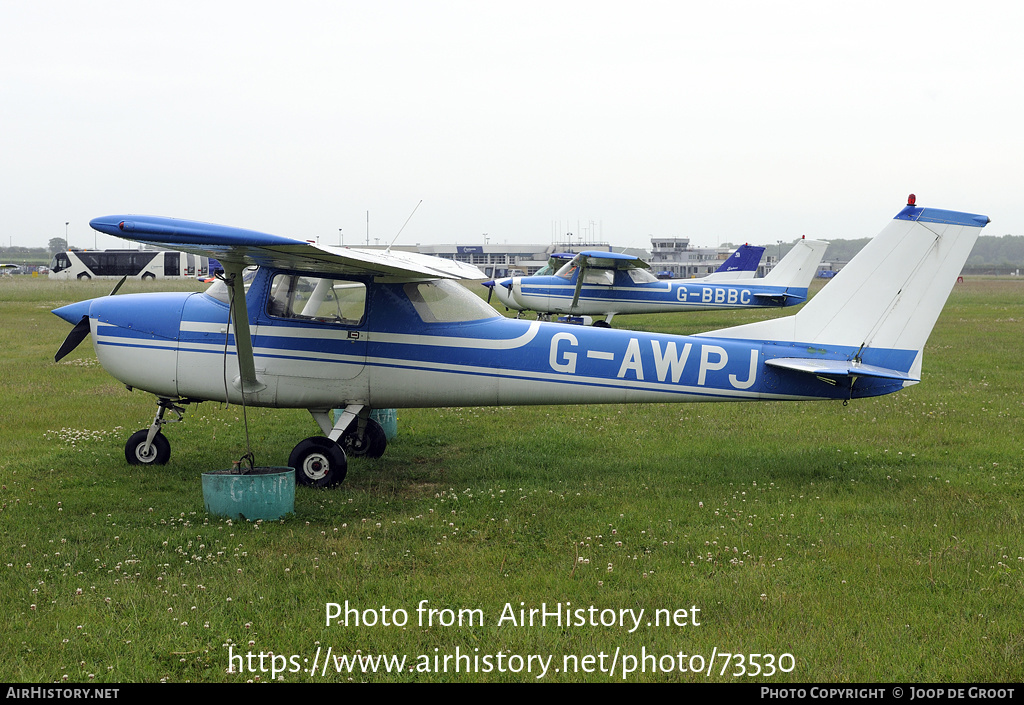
[487,277,519,308]
[52,299,95,325]
[90,292,191,339]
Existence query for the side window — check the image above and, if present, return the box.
[268,274,366,326]
[582,268,615,285]
[403,280,499,323]
[627,268,659,284]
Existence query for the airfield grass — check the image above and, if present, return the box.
[0,277,1022,683]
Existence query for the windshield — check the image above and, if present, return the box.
[555,260,580,279]
[204,267,258,304]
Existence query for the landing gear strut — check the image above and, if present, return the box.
[125,398,187,466]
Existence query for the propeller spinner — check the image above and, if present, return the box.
[53,276,126,362]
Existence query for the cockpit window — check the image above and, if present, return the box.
[204,267,258,304]
[404,279,500,323]
[267,274,366,326]
[582,268,615,285]
[626,268,658,284]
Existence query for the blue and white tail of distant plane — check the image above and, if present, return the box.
[703,243,764,280]
[701,196,990,385]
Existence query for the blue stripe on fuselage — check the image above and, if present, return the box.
[517,279,798,308]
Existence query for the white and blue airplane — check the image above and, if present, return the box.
[483,238,827,326]
[52,196,987,488]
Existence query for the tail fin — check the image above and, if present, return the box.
[757,237,829,288]
[702,200,989,378]
[705,244,765,280]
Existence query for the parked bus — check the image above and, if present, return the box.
[48,249,209,281]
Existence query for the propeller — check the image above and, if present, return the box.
[54,317,92,362]
[482,280,495,304]
[53,276,127,363]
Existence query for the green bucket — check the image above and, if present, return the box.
[202,467,295,521]
[334,408,399,441]
[370,408,399,440]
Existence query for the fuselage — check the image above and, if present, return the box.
[58,267,909,411]
[489,269,806,315]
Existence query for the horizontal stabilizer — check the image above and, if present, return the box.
[752,291,801,300]
[765,357,919,382]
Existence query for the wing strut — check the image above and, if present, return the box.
[570,255,589,311]
[223,262,265,395]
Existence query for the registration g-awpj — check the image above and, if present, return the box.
[52,196,987,487]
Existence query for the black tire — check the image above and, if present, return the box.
[141,272,156,281]
[289,436,348,487]
[125,430,171,465]
[340,418,388,459]
[77,272,91,280]
[594,320,612,328]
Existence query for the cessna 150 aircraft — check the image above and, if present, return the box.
[483,243,766,324]
[52,196,986,488]
[483,238,826,326]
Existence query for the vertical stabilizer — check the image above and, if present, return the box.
[701,200,989,377]
[705,243,765,280]
[757,237,829,288]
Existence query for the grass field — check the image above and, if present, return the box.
[1,276,1021,683]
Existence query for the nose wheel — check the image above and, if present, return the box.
[125,430,171,465]
[124,397,186,465]
[289,437,348,487]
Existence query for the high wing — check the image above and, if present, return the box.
[571,250,650,270]
[88,214,484,396]
[88,215,485,280]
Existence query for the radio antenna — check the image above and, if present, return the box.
[386,200,422,253]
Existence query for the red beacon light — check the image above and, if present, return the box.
[907,194,916,206]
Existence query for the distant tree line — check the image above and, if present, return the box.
[762,235,1024,275]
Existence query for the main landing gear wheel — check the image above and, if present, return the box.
[340,418,388,459]
[289,436,348,488]
[125,430,171,465]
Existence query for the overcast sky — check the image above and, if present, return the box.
[2,1,1021,251]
